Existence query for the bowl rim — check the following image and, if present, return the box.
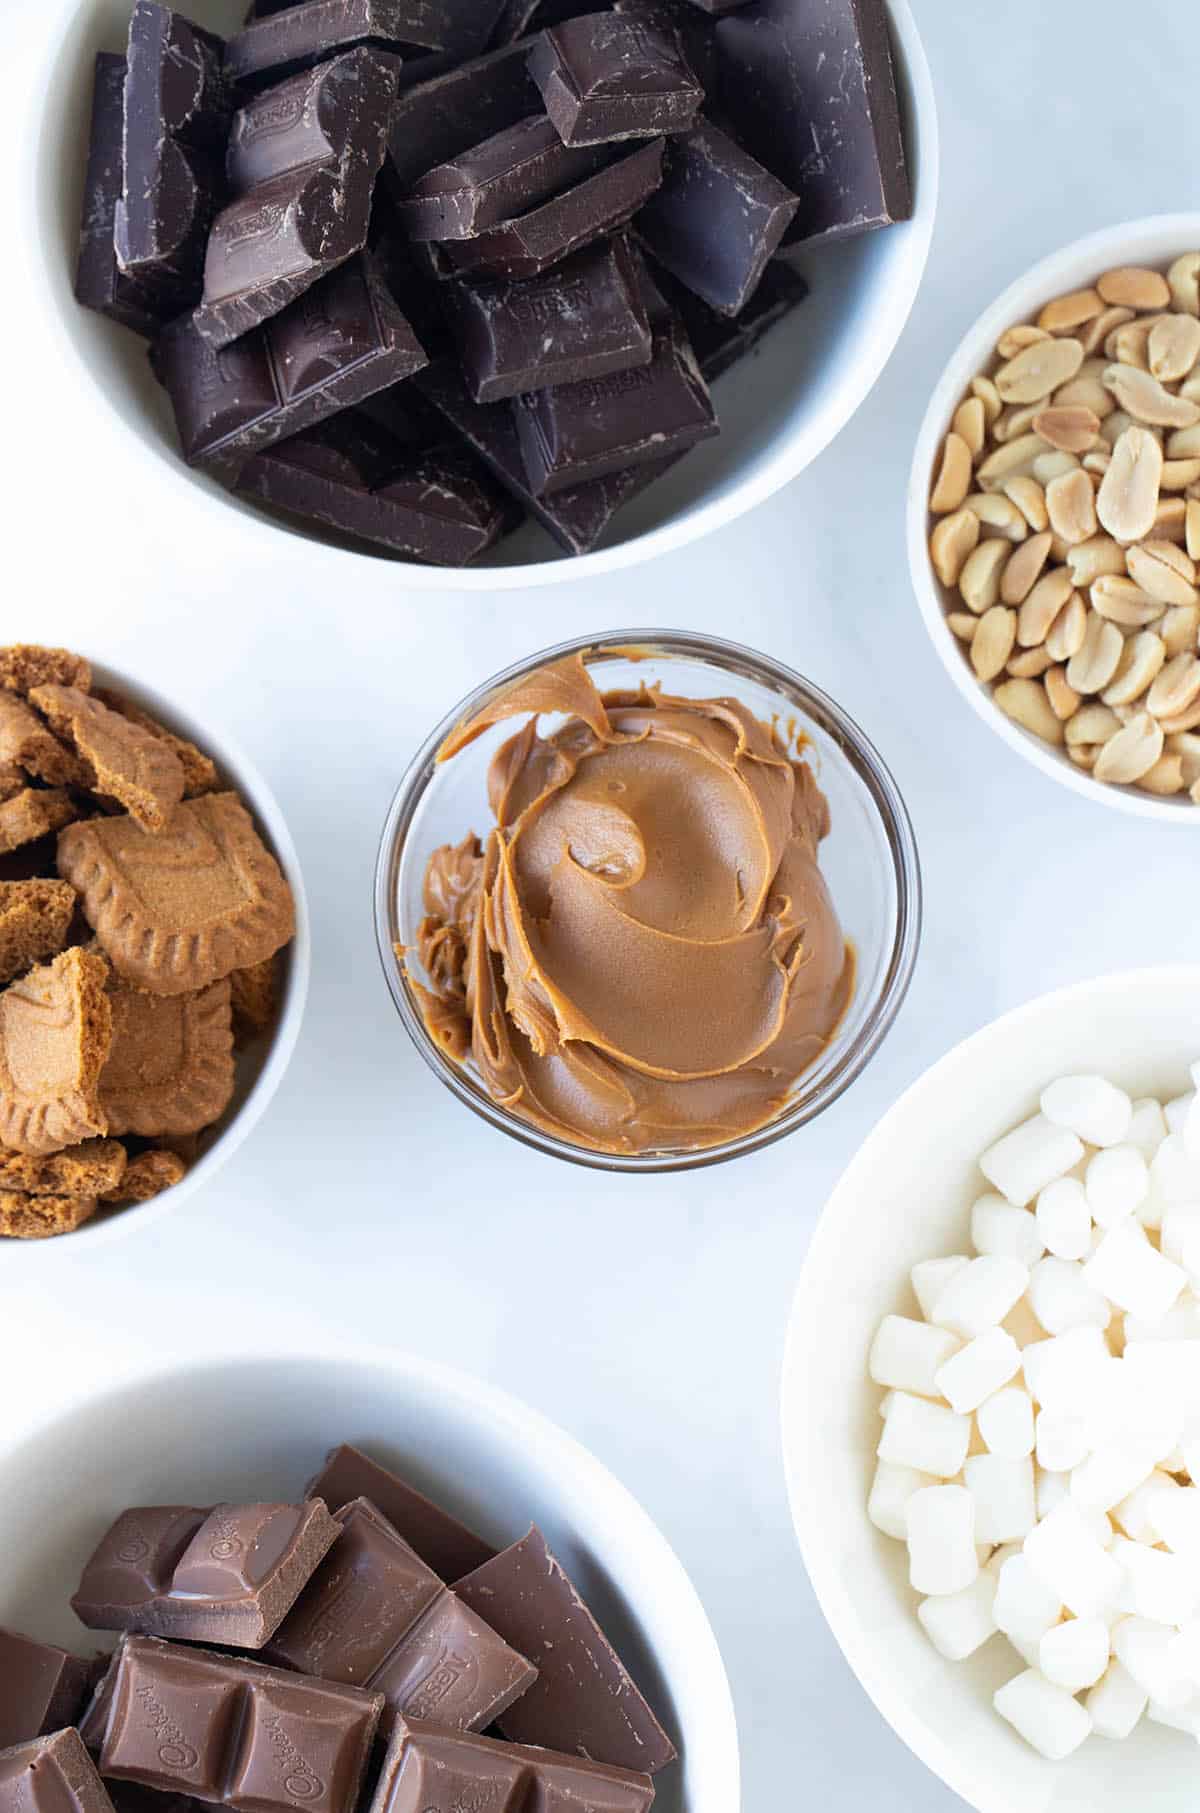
[0,1338,741,1813]
[1,660,311,1258]
[28,0,938,590]
[779,961,1200,1813]
[373,625,923,1172]
[907,211,1200,827]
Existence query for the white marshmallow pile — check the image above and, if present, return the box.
[867,1067,1200,1758]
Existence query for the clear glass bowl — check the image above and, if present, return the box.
[374,630,921,1172]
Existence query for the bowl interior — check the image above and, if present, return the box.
[34,0,935,581]
[380,634,918,1168]
[782,966,1200,1813]
[0,1350,737,1813]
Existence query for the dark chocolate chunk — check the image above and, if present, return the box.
[439,135,663,279]
[398,115,612,242]
[713,0,911,244]
[612,0,717,86]
[646,254,808,380]
[512,311,714,494]
[97,1635,382,1813]
[488,0,598,46]
[417,360,681,554]
[382,42,539,196]
[680,0,747,13]
[265,1498,536,1734]
[71,1501,340,1648]
[635,116,795,315]
[193,48,399,348]
[0,1625,92,1750]
[527,12,702,146]
[75,54,165,335]
[448,236,650,402]
[0,1729,117,1813]
[368,1717,656,1813]
[248,0,507,47]
[115,2,233,312]
[455,1525,677,1771]
[305,1444,495,1581]
[224,0,456,86]
[236,414,515,564]
[155,253,427,468]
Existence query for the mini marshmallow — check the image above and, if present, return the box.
[1168,1620,1200,1688]
[1039,1617,1110,1692]
[1158,1204,1200,1264]
[1185,1094,1200,1163]
[868,1460,935,1540]
[1145,1482,1200,1558]
[931,1255,1030,1340]
[992,1669,1091,1760]
[878,1392,971,1478]
[906,1485,978,1596]
[1024,1499,1122,1619]
[1086,1660,1148,1740]
[1036,1410,1091,1474]
[978,1387,1035,1459]
[1021,1326,1111,1412]
[1036,1177,1092,1262]
[917,1571,998,1660]
[1085,1221,1187,1323]
[1113,1616,1194,1708]
[1036,1467,1070,1521]
[936,1327,1021,1414]
[1071,1446,1158,1514]
[1127,1096,1169,1161]
[1111,1535,1199,1626]
[992,1555,1062,1646]
[911,1255,969,1321]
[1151,1135,1200,1205]
[970,1194,1045,1268]
[1113,1470,1180,1545]
[1146,1693,1200,1736]
[1124,1299,1200,1343]
[1086,1144,1149,1229]
[965,1453,1037,1544]
[1027,1255,1110,1335]
[869,1315,962,1397]
[1166,1092,1195,1138]
[1041,1074,1133,1149]
[980,1114,1085,1209]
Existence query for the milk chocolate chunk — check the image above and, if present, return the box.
[449,237,650,402]
[305,1446,495,1581]
[31,686,186,834]
[0,1627,92,1748]
[368,1718,656,1813]
[116,3,233,312]
[714,0,911,245]
[439,135,663,279]
[156,255,427,470]
[101,975,235,1137]
[383,42,539,194]
[399,116,611,242]
[514,313,714,494]
[0,948,112,1157]
[73,1502,340,1647]
[456,1527,675,1771]
[527,12,702,145]
[0,879,77,985]
[75,55,166,334]
[636,117,795,314]
[193,49,400,349]
[0,1728,117,1813]
[97,1636,383,1813]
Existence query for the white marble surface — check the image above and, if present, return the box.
[4,2,1200,1808]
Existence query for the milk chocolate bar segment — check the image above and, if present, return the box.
[527,12,702,146]
[398,116,613,242]
[75,54,165,335]
[0,1626,92,1749]
[305,1444,495,1580]
[0,1729,118,1813]
[368,1717,656,1813]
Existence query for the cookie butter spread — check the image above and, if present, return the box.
[410,653,853,1154]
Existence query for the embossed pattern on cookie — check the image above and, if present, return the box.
[101,975,234,1136]
[0,946,113,1154]
[32,684,186,832]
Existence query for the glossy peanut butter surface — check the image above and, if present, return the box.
[412,655,853,1154]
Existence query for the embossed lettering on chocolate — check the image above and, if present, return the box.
[368,1717,655,1813]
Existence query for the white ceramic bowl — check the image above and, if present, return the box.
[1,661,310,1257]
[908,214,1200,825]
[0,1343,738,1813]
[28,0,936,588]
[781,965,1200,1813]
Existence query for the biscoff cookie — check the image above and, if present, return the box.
[230,956,278,1043]
[0,1190,98,1238]
[0,692,89,788]
[0,791,77,857]
[0,762,24,801]
[31,684,185,832]
[101,975,234,1137]
[0,879,77,984]
[93,689,219,798]
[0,946,112,1154]
[58,792,295,996]
[0,1136,126,1198]
[0,646,92,697]
[102,1149,185,1203]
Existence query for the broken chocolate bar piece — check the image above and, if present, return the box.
[193,48,399,348]
[449,236,650,402]
[236,414,515,564]
[248,0,508,53]
[115,2,233,313]
[513,312,715,494]
[382,41,539,194]
[612,0,718,85]
[0,1729,117,1813]
[399,115,612,242]
[489,0,600,45]
[714,0,911,244]
[75,54,165,334]
[648,254,808,380]
[97,1635,382,1813]
[439,134,663,279]
[455,1525,676,1771]
[72,1501,340,1647]
[305,1444,496,1580]
[227,0,438,86]
[266,1498,536,1734]
[156,253,427,468]
[368,1717,656,1813]
[0,1626,92,1750]
[527,11,702,145]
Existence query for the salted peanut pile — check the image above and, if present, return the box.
[928,254,1200,801]
[867,1068,1200,1758]
[0,644,294,1239]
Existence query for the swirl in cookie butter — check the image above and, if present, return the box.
[410,654,853,1155]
